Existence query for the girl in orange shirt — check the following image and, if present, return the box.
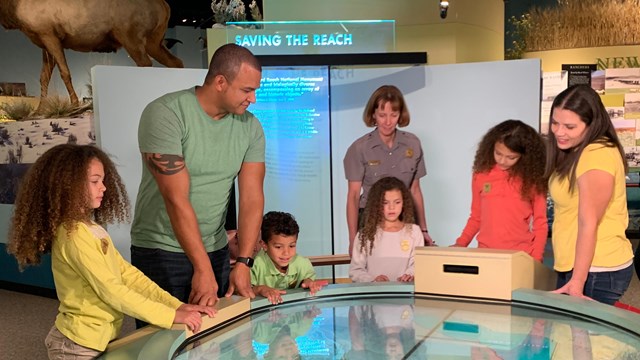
[453,120,548,261]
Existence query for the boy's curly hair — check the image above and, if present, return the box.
[473,120,547,201]
[261,211,300,243]
[359,177,415,254]
[8,144,130,268]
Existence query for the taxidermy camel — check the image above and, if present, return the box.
[0,0,184,106]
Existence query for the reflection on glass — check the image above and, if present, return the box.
[347,304,419,360]
[177,297,640,359]
[253,306,322,360]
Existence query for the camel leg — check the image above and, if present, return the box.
[40,49,56,100]
[146,42,184,68]
[118,36,153,67]
[146,2,184,68]
[38,36,79,106]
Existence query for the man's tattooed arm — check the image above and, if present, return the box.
[144,153,185,175]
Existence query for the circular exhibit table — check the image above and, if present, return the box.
[100,283,640,359]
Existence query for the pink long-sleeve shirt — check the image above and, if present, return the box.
[455,166,548,261]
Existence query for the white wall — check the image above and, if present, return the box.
[93,59,541,274]
[330,60,541,262]
[419,59,540,244]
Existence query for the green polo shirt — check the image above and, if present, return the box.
[250,250,316,289]
[132,87,265,252]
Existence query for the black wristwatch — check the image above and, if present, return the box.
[235,256,254,268]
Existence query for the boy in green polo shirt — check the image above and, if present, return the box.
[251,211,327,304]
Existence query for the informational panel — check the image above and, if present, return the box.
[249,67,332,258]
[330,59,541,266]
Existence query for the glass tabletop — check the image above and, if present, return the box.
[175,294,640,360]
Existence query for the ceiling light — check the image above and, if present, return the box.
[439,0,449,19]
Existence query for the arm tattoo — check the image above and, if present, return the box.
[145,153,185,175]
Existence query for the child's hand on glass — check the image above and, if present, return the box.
[373,275,389,282]
[396,274,414,282]
[255,285,286,304]
[302,279,328,295]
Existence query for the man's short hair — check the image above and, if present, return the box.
[204,43,262,84]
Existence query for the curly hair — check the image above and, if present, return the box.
[359,177,415,254]
[357,305,418,358]
[261,211,300,243]
[473,120,547,201]
[545,84,627,192]
[362,85,410,127]
[8,144,130,268]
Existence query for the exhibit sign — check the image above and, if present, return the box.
[561,64,597,87]
[225,20,395,55]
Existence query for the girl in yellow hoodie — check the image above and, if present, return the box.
[8,144,215,359]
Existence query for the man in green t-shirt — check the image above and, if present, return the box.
[131,44,265,316]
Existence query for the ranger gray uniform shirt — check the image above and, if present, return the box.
[343,128,427,208]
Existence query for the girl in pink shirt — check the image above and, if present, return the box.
[349,177,423,282]
[454,120,548,261]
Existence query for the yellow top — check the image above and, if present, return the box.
[52,222,182,351]
[549,143,633,272]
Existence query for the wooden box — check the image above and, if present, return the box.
[415,247,557,300]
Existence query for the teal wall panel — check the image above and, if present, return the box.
[0,243,54,289]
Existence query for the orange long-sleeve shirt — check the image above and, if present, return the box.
[455,166,548,261]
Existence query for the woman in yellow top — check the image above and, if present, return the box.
[8,144,215,359]
[545,84,634,305]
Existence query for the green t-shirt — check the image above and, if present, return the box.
[250,250,316,289]
[131,87,265,252]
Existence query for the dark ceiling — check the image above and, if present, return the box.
[166,0,263,28]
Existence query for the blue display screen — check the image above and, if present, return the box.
[248,66,332,260]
